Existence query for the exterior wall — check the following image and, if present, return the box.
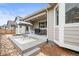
[55,27,59,41]
[51,4,65,45]
[16,25,26,34]
[20,25,26,34]
[54,4,59,42]
[57,3,79,51]
[31,19,47,32]
[7,22,16,30]
[16,26,18,34]
[15,16,27,34]
[47,4,65,43]
[47,4,65,45]
[7,26,15,30]
[58,4,65,44]
[47,8,55,41]
[64,25,79,46]
[64,3,79,48]
[31,20,39,31]
[1,26,6,29]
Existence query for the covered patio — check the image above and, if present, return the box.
[23,8,47,36]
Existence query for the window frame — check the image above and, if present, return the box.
[20,25,22,28]
[54,5,59,26]
[65,3,79,24]
[39,21,47,28]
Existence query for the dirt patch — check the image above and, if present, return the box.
[0,35,79,56]
[40,43,79,56]
[0,35,21,56]
[0,29,15,34]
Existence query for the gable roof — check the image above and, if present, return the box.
[14,16,23,22]
[7,20,16,26]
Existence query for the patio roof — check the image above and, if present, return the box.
[17,21,32,26]
[23,3,57,22]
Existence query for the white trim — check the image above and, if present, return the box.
[54,3,65,44]
[53,39,62,47]
[54,39,79,51]
[38,19,47,22]
[59,3,65,44]
[38,21,47,28]
[64,23,79,27]
[45,8,48,37]
[39,28,47,29]
[53,6,55,41]
[17,21,32,25]
[54,4,59,42]
[55,26,59,28]
[54,4,59,27]
[64,3,79,27]
[63,44,79,51]
[25,12,46,21]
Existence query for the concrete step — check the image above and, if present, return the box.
[23,47,40,56]
[28,34,47,41]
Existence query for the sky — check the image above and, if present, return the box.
[0,3,48,26]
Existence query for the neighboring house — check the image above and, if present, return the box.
[1,24,7,29]
[15,16,32,34]
[0,26,1,29]
[22,3,79,52]
[7,20,16,30]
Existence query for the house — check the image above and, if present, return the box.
[7,20,16,30]
[1,24,7,29]
[22,3,79,52]
[14,16,32,34]
[0,26,1,29]
[23,9,47,35]
[47,3,79,52]
[23,6,51,36]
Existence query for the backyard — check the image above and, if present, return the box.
[0,34,79,56]
[0,29,15,34]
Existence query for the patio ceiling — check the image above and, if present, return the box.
[23,3,57,22]
[25,12,47,22]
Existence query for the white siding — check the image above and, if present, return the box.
[47,8,55,41]
[64,26,79,46]
[55,27,59,41]
[16,25,26,34]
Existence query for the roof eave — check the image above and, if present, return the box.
[23,3,57,21]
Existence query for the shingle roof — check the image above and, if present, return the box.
[7,20,16,26]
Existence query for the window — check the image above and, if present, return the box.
[26,26,28,31]
[65,3,79,23]
[20,25,22,28]
[55,6,59,25]
[11,25,15,27]
[39,21,47,28]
